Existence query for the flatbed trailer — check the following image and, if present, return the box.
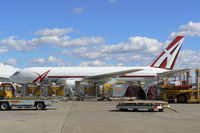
[116,100,168,112]
[0,98,52,110]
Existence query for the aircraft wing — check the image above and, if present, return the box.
[157,68,190,77]
[84,69,143,80]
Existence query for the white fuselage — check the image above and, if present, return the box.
[9,66,169,84]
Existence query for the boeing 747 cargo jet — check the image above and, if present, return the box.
[9,36,185,89]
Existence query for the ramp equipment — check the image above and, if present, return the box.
[158,69,200,103]
[0,98,52,110]
[116,100,168,112]
[0,83,52,111]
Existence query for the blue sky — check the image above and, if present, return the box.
[0,0,200,68]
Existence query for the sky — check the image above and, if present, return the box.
[1,0,200,70]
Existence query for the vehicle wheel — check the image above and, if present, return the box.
[133,109,138,112]
[148,109,154,112]
[119,108,128,111]
[36,102,45,110]
[108,98,112,101]
[0,102,10,110]
[177,94,187,103]
[158,109,164,112]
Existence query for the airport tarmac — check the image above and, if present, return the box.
[0,100,200,133]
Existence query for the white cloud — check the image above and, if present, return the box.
[0,36,35,52]
[56,37,105,47]
[117,63,124,66]
[170,21,200,37]
[57,61,71,67]
[30,58,46,64]
[73,7,84,14]
[77,48,200,68]
[79,60,107,67]
[92,60,106,66]
[174,49,200,82]
[101,36,163,54]
[30,36,61,46]
[48,56,62,63]
[34,28,74,36]
[0,46,8,53]
[0,36,61,52]
[0,28,105,52]
[48,56,58,63]
[78,62,90,67]
[175,49,200,69]
[29,56,71,67]
[62,36,164,65]
[109,0,117,3]
[5,58,17,65]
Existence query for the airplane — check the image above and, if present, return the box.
[9,36,185,90]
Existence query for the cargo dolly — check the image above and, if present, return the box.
[116,100,169,112]
[0,98,52,110]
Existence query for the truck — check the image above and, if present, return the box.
[0,82,52,110]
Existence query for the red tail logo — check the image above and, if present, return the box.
[150,36,185,70]
[33,70,51,83]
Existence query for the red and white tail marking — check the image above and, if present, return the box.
[150,36,185,70]
[33,70,51,83]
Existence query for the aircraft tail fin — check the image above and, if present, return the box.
[149,36,185,70]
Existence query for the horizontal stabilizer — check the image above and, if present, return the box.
[157,68,190,77]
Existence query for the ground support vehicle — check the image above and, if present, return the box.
[157,69,200,103]
[0,98,52,110]
[116,100,168,112]
[160,85,200,103]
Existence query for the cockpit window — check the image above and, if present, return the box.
[13,72,20,76]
